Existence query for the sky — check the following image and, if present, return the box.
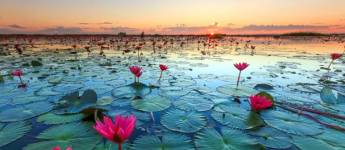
[1,0,345,34]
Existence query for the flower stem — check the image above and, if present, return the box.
[236,71,241,89]
[118,144,122,150]
[19,76,23,84]
[158,71,163,81]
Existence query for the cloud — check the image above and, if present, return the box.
[101,26,140,34]
[8,24,25,29]
[240,24,329,31]
[155,24,335,34]
[79,22,89,25]
[36,26,85,34]
[98,21,112,25]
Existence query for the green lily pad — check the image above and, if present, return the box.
[161,109,207,133]
[216,85,257,97]
[37,113,85,124]
[0,121,31,147]
[24,123,101,150]
[195,127,259,150]
[132,133,194,150]
[97,96,113,106]
[54,89,97,114]
[0,101,53,122]
[132,96,171,112]
[11,95,47,105]
[173,95,214,112]
[292,136,336,150]
[249,127,292,149]
[211,110,264,130]
[112,83,151,99]
[265,119,323,136]
[48,76,63,85]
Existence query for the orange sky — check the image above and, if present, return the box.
[1,0,345,34]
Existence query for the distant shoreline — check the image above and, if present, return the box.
[0,32,344,37]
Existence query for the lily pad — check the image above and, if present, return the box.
[37,113,85,124]
[112,83,151,99]
[24,123,101,150]
[292,136,336,150]
[132,133,194,150]
[54,89,98,114]
[0,101,53,122]
[0,121,31,147]
[173,95,214,112]
[216,85,257,97]
[195,127,259,150]
[132,96,171,112]
[161,109,207,133]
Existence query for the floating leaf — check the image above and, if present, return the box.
[37,113,85,124]
[195,127,259,150]
[320,87,337,104]
[132,133,194,150]
[161,109,207,133]
[173,95,214,112]
[54,89,97,114]
[112,83,151,99]
[249,127,292,149]
[0,121,31,147]
[216,85,257,97]
[132,96,171,112]
[24,123,101,150]
[0,101,53,122]
[292,136,336,150]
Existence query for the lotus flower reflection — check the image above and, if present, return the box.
[52,146,72,150]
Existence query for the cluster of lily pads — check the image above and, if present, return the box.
[0,35,345,150]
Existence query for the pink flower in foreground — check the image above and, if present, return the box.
[94,115,136,150]
[331,53,342,60]
[234,62,249,88]
[52,146,72,150]
[234,62,249,71]
[249,95,273,111]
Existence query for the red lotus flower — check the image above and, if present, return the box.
[159,64,168,71]
[11,69,23,77]
[331,53,342,60]
[11,69,26,88]
[52,146,72,150]
[234,62,249,88]
[129,65,143,78]
[94,115,136,150]
[234,62,249,71]
[249,95,273,111]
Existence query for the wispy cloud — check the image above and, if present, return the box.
[8,24,25,29]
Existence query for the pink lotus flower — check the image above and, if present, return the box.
[129,66,143,83]
[331,53,342,60]
[11,69,23,77]
[326,53,343,74]
[52,146,72,150]
[249,95,273,111]
[94,115,136,150]
[234,62,249,88]
[158,64,168,81]
[159,64,168,71]
[234,62,249,71]
[11,69,26,88]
